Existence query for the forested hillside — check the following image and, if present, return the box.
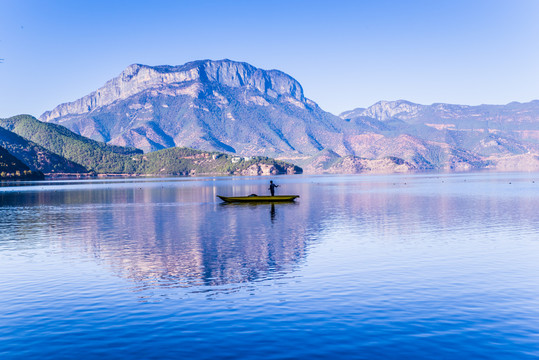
[0,145,44,180]
[0,126,87,173]
[0,115,301,176]
[0,115,142,173]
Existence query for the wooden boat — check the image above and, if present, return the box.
[217,195,299,202]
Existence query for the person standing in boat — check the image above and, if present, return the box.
[269,180,279,196]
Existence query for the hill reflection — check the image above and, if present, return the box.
[2,174,536,297]
[97,198,307,290]
[0,183,312,291]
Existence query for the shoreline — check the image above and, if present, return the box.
[37,168,539,182]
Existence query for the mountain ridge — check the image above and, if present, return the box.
[38,59,539,173]
[340,99,539,126]
[41,59,307,123]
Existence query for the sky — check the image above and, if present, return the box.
[1,0,539,118]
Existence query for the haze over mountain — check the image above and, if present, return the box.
[40,59,539,173]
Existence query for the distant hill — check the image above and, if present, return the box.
[340,100,539,157]
[336,100,539,172]
[342,100,539,128]
[0,125,87,173]
[295,149,417,174]
[125,147,301,176]
[0,115,142,173]
[0,145,44,180]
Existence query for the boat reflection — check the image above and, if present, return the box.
[219,200,299,225]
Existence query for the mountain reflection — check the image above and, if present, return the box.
[0,182,310,291]
[2,174,536,296]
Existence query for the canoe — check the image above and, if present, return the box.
[217,195,299,202]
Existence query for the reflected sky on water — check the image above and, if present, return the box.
[1,173,539,359]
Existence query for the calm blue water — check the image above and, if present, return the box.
[1,173,539,359]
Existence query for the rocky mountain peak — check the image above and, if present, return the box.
[361,100,424,121]
[40,59,305,122]
[339,100,424,121]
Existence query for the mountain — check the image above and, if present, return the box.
[343,100,539,129]
[0,145,44,180]
[39,59,464,172]
[339,100,539,171]
[39,59,539,173]
[340,100,539,156]
[40,59,355,156]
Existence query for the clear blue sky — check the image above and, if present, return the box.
[1,0,539,118]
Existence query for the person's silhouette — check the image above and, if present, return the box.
[269,180,279,196]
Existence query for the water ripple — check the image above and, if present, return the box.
[1,173,539,358]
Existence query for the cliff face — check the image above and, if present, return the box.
[40,59,348,157]
[41,60,305,122]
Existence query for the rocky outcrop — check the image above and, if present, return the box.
[238,162,300,176]
[353,100,425,121]
[487,153,539,171]
[41,60,305,122]
[326,156,416,174]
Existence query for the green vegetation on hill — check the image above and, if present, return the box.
[0,145,44,180]
[0,115,142,173]
[129,147,302,175]
[0,126,87,173]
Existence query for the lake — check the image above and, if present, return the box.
[1,172,538,359]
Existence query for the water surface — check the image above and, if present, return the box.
[1,173,538,359]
